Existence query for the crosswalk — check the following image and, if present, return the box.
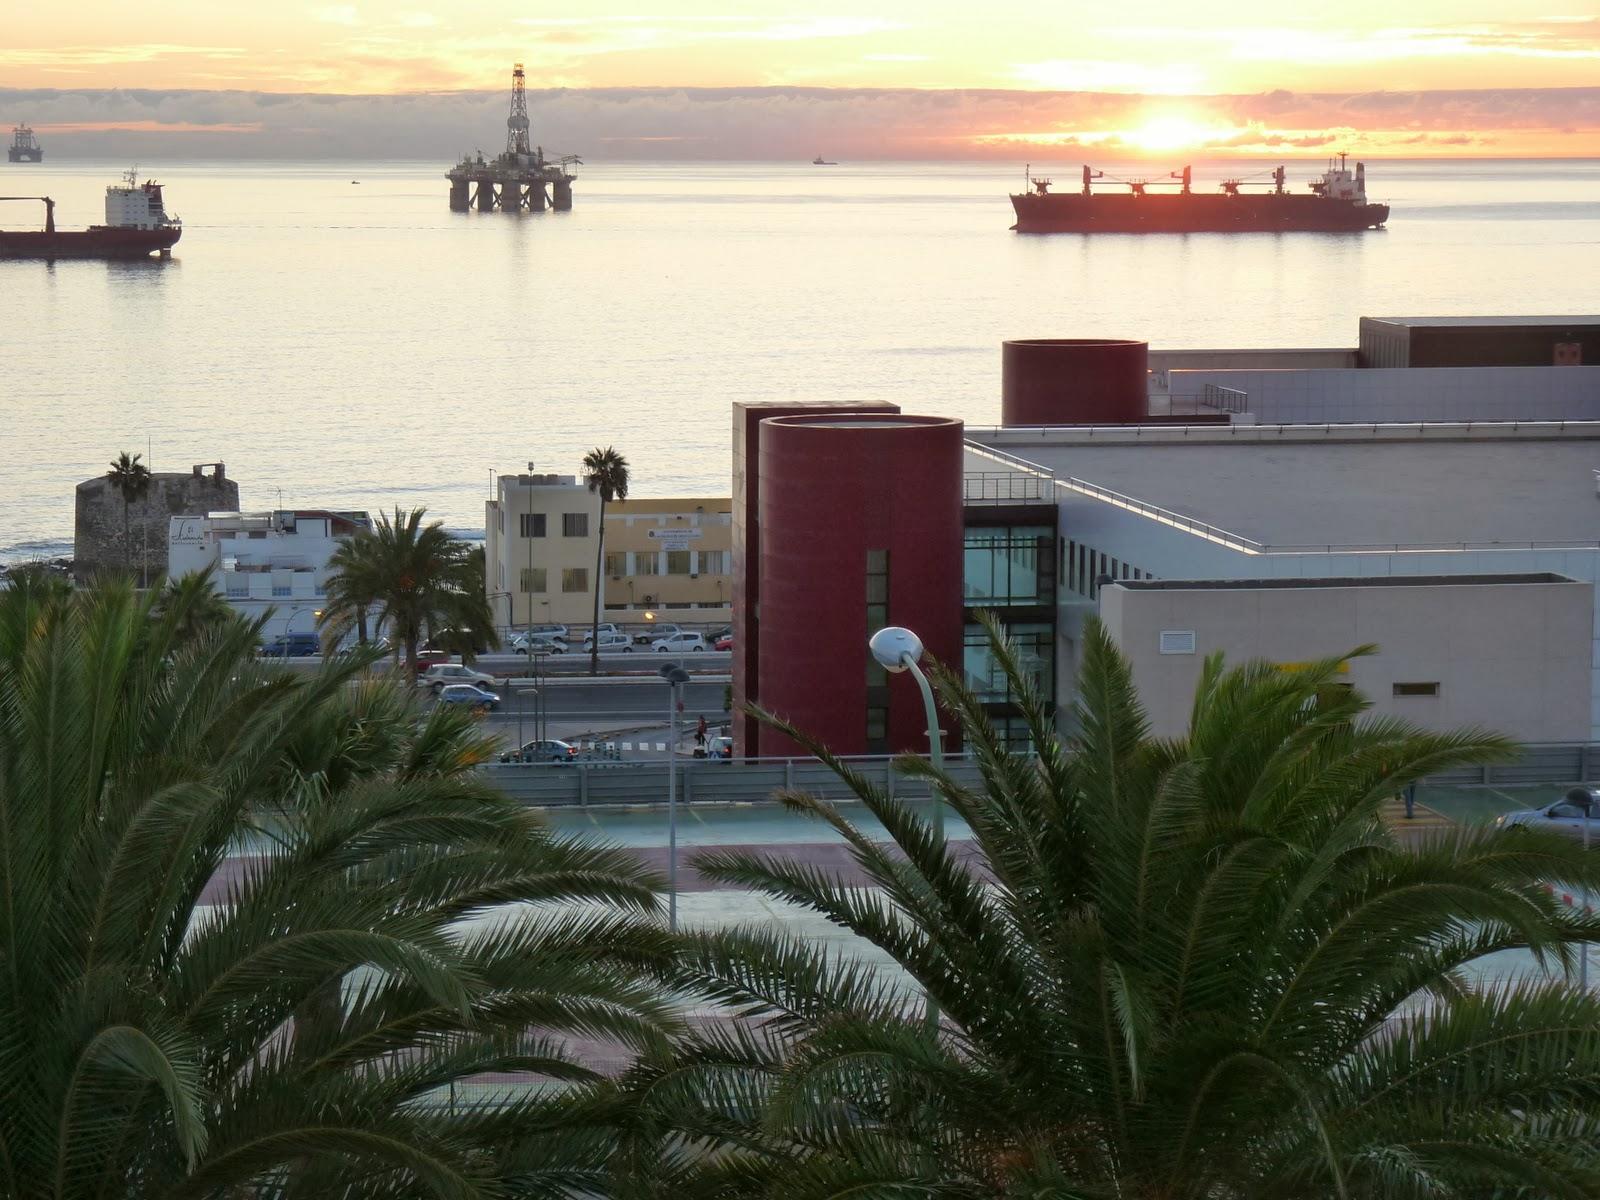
[574,740,669,753]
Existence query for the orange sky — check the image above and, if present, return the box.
[4,4,1599,155]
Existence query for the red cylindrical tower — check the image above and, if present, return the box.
[1001,338,1148,426]
[757,414,964,759]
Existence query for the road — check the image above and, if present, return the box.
[485,678,730,750]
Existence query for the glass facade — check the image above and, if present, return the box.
[865,549,890,753]
[964,622,1054,706]
[964,526,1054,607]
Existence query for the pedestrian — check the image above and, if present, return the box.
[695,714,708,748]
[1403,781,1417,820]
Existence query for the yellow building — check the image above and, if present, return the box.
[485,471,731,632]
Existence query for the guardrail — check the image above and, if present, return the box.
[482,753,989,807]
[1425,743,1600,788]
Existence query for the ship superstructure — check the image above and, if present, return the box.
[0,170,182,259]
[445,64,579,213]
[1010,154,1390,233]
[8,124,42,163]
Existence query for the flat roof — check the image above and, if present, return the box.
[1115,573,1579,591]
[971,425,1600,550]
[1365,315,1600,328]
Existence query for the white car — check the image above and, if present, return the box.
[583,631,634,653]
[652,631,707,653]
[417,663,497,692]
[510,632,568,654]
[633,623,684,644]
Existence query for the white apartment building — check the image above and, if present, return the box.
[168,509,372,636]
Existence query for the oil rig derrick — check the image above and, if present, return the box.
[446,63,578,213]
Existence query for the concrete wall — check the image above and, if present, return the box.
[75,463,237,582]
[1147,348,1356,395]
[1167,365,1600,424]
[1099,577,1594,743]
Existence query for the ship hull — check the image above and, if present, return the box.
[1010,192,1389,233]
[8,148,43,163]
[0,225,180,259]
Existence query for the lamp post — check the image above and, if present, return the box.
[869,626,944,1028]
[660,662,692,931]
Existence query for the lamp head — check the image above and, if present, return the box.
[659,664,691,685]
[869,626,923,672]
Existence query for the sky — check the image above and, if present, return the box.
[4,3,1599,157]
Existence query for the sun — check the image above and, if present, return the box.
[1123,115,1235,154]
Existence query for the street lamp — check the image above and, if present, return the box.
[869,626,946,1027]
[660,662,692,931]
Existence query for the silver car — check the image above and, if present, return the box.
[1495,787,1600,841]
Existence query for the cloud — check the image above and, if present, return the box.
[310,5,361,26]
[1,84,1594,160]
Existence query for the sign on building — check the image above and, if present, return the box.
[648,527,703,551]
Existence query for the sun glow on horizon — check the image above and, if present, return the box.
[1123,114,1239,153]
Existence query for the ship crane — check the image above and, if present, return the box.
[0,196,55,232]
[1219,167,1287,196]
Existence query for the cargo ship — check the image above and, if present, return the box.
[8,125,42,163]
[0,171,181,259]
[1011,155,1390,233]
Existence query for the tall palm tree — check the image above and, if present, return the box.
[154,564,247,644]
[319,524,381,649]
[0,577,678,1199]
[319,506,496,678]
[106,449,152,584]
[583,446,630,677]
[623,618,1600,1198]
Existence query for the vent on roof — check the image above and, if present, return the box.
[1159,630,1196,656]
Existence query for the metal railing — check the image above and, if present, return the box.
[1424,743,1600,788]
[482,753,989,807]
[1200,384,1249,413]
[963,472,1053,503]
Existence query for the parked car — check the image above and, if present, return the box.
[499,738,578,764]
[713,634,733,652]
[706,625,732,643]
[509,631,568,654]
[706,735,734,760]
[652,631,707,654]
[260,632,321,658]
[436,683,499,713]
[417,663,497,692]
[583,631,634,653]
[1496,787,1600,839]
[633,623,684,645]
[413,649,451,670]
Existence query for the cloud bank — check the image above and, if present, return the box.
[1,84,1596,159]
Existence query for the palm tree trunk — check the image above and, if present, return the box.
[356,606,369,645]
[590,498,606,677]
[123,497,132,576]
[405,630,419,681]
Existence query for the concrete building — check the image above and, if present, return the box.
[74,462,237,582]
[967,420,1600,742]
[483,471,732,630]
[167,509,371,636]
[1099,575,1593,742]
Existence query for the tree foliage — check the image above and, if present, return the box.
[319,507,497,677]
[620,617,1600,1199]
[0,578,676,1199]
[105,450,152,583]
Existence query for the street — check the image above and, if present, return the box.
[483,676,730,753]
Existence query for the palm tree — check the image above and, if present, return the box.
[106,449,152,584]
[583,446,630,677]
[154,565,247,643]
[0,577,678,1199]
[319,506,496,677]
[623,618,1600,1198]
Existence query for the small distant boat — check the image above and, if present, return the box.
[812,155,837,165]
[351,180,360,184]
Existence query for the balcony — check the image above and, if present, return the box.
[963,471,1053,504]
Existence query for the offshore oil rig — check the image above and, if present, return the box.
[447,64,578,213]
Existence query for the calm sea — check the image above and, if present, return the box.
[3,157,1597,564]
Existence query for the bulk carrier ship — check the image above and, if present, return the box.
[1011,155,1390,233]
[0,171,181,259]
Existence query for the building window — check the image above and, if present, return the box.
[635,553,661,577]
[520,567,546,594]
[666,550,692,575]
[520,512,545,538]
[1393,682,1440,697]
[561,568,588,593]
[964,622,1054,705]
[562,513,588,538]
[866,549,890,750]
[271,585,292,597]
[700,549,731,575]
[226,583,247,599]
[965,526,1053,607]
[605,552,628,577]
